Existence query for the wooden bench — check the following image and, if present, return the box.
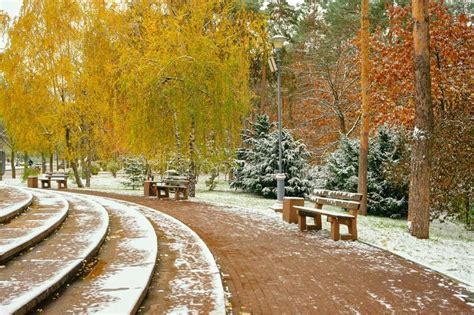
[293,189,362,241]
[40,172,68,189]
[154,176,189,200]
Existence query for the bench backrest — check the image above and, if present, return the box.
[311,189,362,216]
[46,172,67,178]
[164,176,189,187]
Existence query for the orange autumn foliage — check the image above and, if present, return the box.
[371,1,473,128]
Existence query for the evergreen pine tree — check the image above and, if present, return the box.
[315,126,410,217]
[231,115,311,198]
[122,157,146,190]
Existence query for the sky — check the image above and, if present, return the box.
[0,0,21,18]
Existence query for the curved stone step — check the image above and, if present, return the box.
[0,185,33,223]
[40,193,158,314]
[0,193,109,314]
[0,189,69,263]
[106,199,226,314]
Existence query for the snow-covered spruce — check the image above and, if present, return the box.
[231,115,312,198]
[121,157,146,190]
[313,125,410,218]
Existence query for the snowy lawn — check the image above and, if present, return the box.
[2,171,472,290]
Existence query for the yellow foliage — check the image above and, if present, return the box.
[0,0,265,166]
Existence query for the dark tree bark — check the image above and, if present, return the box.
[50,153,54,172]
[358,0,370,215]
[65,127,83,188]
[11,150,16,179]
[41,153,47,173]
[408,0,434,239]
[188,119,197,198]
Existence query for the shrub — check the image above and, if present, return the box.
[107,161,120,178]
[90,162,100,175]
[21,167,40,182]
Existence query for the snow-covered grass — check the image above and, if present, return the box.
[2,171,472,290]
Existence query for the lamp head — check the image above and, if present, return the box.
[271,34,286,49]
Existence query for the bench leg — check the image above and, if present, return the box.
[348,219,357,240]
[314,214,322,230]
[329,218,340,241]
[183,188,189,200]
[298,215,307,231]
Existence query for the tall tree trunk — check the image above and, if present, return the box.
[11,150,16,179]
[188,119,197,197]
[261,52,267,114]
[408,0,434,239]
[50,153,54,172]
[23,153,29,172]
[70,160,83,188]
[41,153,47,173]
[65,127,83,187]
[173,112,185,174]
[85,157,91,188]
[358,0,370,216]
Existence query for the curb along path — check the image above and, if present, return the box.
[101,197,226,314]
[70,190,473,314]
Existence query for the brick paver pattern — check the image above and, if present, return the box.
[71,191,473,314]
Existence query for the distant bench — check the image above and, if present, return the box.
[145,176,189,200]
[289,189,362,241]
[40,172,68,189]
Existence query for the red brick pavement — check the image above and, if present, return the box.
[71,191,473,314]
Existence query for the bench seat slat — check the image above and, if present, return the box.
[313,197,360,210]
[312,189,363,202]
[294,206,355,219]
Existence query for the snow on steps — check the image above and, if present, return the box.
[40,192,158,314]
[0,193,109,314]
[0,189,69,263]
[0,185,33,223]
[100,198,226,314]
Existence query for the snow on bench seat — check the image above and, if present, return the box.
[41,193,157,314]
[0,194,109,314]
[0,189,69,263]
[0,185,33,223]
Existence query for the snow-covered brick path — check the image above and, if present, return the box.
[2,172,472,292]
[0,189,68,262]
[105,198,226,314]
[0,193,109,314]
[40,192,158,314]
[194,191,473,290]
[0,184,33,222]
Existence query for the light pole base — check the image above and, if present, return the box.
[276,173,286,202]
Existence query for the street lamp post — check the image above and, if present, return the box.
[271,35,286,204]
